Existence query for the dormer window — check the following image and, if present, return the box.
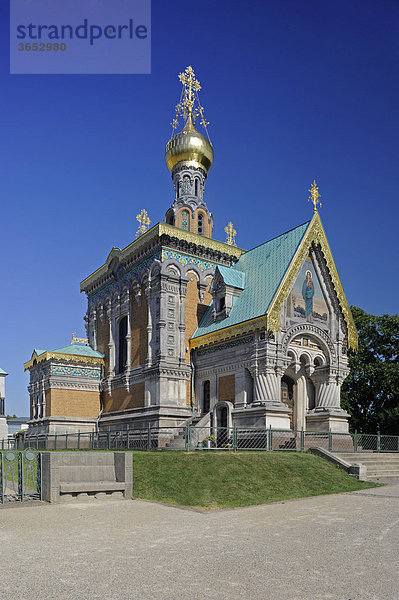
[211,266,245,322]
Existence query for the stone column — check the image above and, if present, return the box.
[125,297,132,370]
[145,284,153,366]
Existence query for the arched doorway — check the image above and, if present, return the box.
[281,375,295,430]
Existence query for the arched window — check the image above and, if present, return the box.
[197,212,204,235]
[195,179,199,196]
[182,175,191,194]
[118,316,128,374]
[181,210,190,231]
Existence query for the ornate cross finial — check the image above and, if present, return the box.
[171,66,210,137]
[71,332,88,345]
[308,180,322,213]
[225,221,237,246]
[136,209,151,238]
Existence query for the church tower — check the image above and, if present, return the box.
[164,66,214,238]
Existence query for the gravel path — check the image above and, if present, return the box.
[1,484,398,600]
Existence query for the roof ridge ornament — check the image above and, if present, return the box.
[225,221,237,246]
[171,66,210,141]
[308,180,322,213]
[136,208,151,238]
[71,332,89,345]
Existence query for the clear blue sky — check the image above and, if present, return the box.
[1,0,398,415]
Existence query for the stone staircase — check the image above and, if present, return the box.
[164,413,209,450]
[332,452,399,481]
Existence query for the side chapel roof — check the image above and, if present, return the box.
[191,212,357,349]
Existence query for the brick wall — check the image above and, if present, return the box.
[185,274,212,363]
[47,388,100,418]
[45,390,51,417]
[218,375,235,405]
[131,288,148,367]
[103,382,145,413]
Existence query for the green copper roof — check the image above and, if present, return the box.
[0,368,8,376]
[52,344,104,358]
[192,220,311,339]
[217,265,245,289]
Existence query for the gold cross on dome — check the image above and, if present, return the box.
[225,221,237,246]
[308,180,322,213]
[136,209,151,238]
[178,65,201,121]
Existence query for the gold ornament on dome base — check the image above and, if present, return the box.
[308,180,322,212]
[136,209,151,238]
[225,221,237,246]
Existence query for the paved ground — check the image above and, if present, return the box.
[1,485,399,600]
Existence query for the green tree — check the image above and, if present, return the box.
[341,306,399,434]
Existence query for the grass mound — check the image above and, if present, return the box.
[133,451,376,509]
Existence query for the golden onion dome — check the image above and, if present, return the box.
[165,117,214,174]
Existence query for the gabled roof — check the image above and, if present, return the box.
[216,265,245,289]
[191,212,357,349]
[24,344,104,371]
[192,220,311,340]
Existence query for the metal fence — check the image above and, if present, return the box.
[5,427,399,453]
[0,449,41,503]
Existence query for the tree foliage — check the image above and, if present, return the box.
[341,306,399,434]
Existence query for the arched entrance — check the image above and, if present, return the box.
[281,375,295,430]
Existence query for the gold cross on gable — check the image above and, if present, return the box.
[308,180,322,213]
[136,209,151,238]
[71,332,88,345]
[225,221,237,246]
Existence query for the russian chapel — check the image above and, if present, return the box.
[25,66,357,439]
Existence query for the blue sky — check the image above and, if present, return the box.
[1,0,398,415]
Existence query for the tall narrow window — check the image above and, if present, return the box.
[203,380,210,413]
[182,175,191,194]
[195,178,199,196]
[198,212,204,235]
[118,316,128,374]
[181,210,190,231]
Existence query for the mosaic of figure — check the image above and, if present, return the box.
[286,257,328,328]
[302,269,314,322]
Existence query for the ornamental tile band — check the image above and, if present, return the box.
[161,249,216,271]
[51,365,101,379]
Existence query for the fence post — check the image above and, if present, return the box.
[328,430,332,452]
[300,429,304,452]
[65,433,68,450]
[78,430,81,450]
[268,425,272,451]
[127,428,130,450]
[354,430,358,453]
[232,425,237,452]
[147,424,151,451]
[377,429,381,453]
[184,424,190,451]
[107,427,111,450]
[54,433,57,451]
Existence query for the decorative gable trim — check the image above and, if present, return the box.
[266,212,357,349]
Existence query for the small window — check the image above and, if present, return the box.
[195,179,199,196]
[198,212,204,235]
[182,176,191,195]
[181,210,190,231]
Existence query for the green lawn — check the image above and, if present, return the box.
[133,451,377,509]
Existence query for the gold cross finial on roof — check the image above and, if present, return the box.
[225,221,237,246]
[71,332,88,345]
[308,180,322,213]
[136,209,151,238]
